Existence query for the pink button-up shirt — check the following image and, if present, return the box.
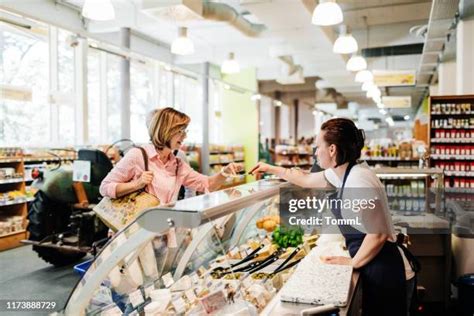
[99,144,209,204]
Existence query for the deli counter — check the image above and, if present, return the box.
[62,179,360,316]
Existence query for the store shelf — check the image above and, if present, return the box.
[0,229,26,238]
[431,138,474,143]
[209,151,234,155]
[445,188,474,193]
[444,171,474,177]
[0,158,23,163]
[0,230,27,251]
[275,163,313,168]
[431,154,474,160]
[362,157,419,161]
[0,178,24,185]
[431,112,472,116]
[274,152,312,156]
[0,197,35,207]
[23,156,76,162]
[431,126,474,130]
[209,160,244,166]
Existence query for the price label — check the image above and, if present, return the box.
[162,272,175,288]
[172,297,186,314]
[144,284,155,299]
[128,289,144,308]
[185,289,196,302]
[72,160,91,182]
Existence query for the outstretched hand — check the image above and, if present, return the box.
[249,162,274,175]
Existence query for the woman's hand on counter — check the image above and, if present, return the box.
[320,256,353,267]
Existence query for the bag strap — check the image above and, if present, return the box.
[134,146,149,171]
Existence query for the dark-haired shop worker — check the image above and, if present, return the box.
[251,118,416,316]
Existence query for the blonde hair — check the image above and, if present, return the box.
[148,107,190,149]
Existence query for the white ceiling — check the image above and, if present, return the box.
[65,0,435,115]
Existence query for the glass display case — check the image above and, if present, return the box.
[63,179,321,316]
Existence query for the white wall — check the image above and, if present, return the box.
[298,104,316,138]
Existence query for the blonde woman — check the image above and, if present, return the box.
[100,107,242,204]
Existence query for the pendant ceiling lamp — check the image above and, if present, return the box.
[312,0,343,26]
[355,70,373,83]
[221,52,240,74]
[361,81,375,91]
[82,0,115,21]
[171,27,194,55]
[333,25,358,54]
[366,87,381,99]
[372,95,381,103]
[346,54,367,72]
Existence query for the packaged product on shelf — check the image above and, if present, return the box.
[0,147,22,159]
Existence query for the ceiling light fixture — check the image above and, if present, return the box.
[82,0,115,21]
[366,87,381,99]
[346,54,367,72]
[355,70,373,83]
[385,116,395,126]
[404,115,410,120]
[221,52,240,74]
[333,25,358,54]
[312,0,343,26]
[361,81,375,91]
[372,95,382,104]
[171,27,194,55]
[274,100,282,107]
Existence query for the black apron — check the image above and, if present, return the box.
[330,163,407,316]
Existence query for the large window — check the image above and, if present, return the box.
[130,59,154,143]
[157,65,173,108]
[87,48,101,144]
[57,28,75,144]
[106,54,121,143]
[0,12,227,147]
[174,73,202,143]
[0,22,50,146]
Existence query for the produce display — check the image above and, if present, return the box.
[271,226,304,248]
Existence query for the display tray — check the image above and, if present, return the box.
[279,255,352,307]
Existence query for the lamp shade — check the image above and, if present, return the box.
[171,27,194,55]
[333,25,358,54]
[346,54,367,72]
[355,70,373,83]
[312,0,343,26]
[334,34,358,54]
[221,52,240,74]
[361,81,375,91]
[82,0,115,21]
[366,87,381,99]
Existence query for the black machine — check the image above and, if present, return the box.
[24,149,113,266]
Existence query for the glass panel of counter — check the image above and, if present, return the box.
[63,179,322,316]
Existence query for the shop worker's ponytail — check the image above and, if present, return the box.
[321,118,365,167]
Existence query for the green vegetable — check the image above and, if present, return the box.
[271,226,304,248]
